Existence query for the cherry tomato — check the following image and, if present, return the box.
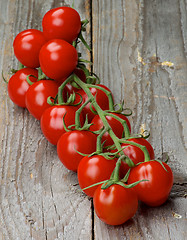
[56,68,86,97]
[42,6,81,43]
[13,29,46,68]
[112,138,155,176]
[74,84,113,122]
[90,113,131,147]
[57,130,97,172]
[65,68,86,94]
[128,161,173,206]
[8,68,38,108]
[40,105,84,145]
[25,80,59,120]
[93,184,138,225]
[39,39,78,80]
[78,155,117,197]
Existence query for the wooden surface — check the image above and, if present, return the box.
[0,0,186,239]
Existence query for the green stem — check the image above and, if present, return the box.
[78,32,91,51]
[104,112,130,138]
[72,41,76,47]
[86,84,115,111]
[72,0,75,9]
[18,63,24,70]
[75,98,91,128]
[26,75,37,85]
[73,75,123,154]
[112,155,126,181]
[81,19,89,26]
[77,63,90,78]
[58,75,74,104]
[38,67,46,80]
[96,127,109,153]
[78,59,92,64]
[10,69,18,74]
[120,139,150,162]
[90,72,100,84]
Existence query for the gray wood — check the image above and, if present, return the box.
[92,0,187,239]
[0,0,186,239]
[0,0,92,240]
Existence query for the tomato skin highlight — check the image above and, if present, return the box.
[13,29,46,68]
[25,80,59,120]
[74,84,113,122]
[57,131,97,172]
[78,155,117,197]
[90,113,131,147]
[39,39,78,80]
[42,6,81,43]
[40,105,84,145]
[93,184,138,226]
[128,161,173,206]
[8,68,38,108]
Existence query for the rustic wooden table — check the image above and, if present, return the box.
[0,0,187,239]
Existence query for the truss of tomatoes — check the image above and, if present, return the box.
[6,6,174,226]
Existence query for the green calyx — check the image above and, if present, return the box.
[78,32,91,52]
[79,19,91,51]
[77,63,100,85]
[128,130,150,140]
[72,18,91,51]
[26,67,52,86]
[82,155,148,192]
[106,100,132,116]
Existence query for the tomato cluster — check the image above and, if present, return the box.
[6,6,173,226]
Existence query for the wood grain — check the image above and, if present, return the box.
[0,0,186,239]
[0,0,92,240]
[92,0,187,239]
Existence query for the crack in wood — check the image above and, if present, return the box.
[91,199,95,240]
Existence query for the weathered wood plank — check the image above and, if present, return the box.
[92,0,187,239]
[0,0,187,239]
[0,0,92,239]
[94,197,187,240]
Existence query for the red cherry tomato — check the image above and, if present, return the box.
[128,161,173,206]
[39,39,78,80]
[25,80,59,120]
[90,113,131,147]
[57,130,97,172]
[78,155,117,197]
[42,6,81,43]
[40,105,84,145]
[65,68,86,94]
[74,84,113,122]
[13,29,46,68]
[8,68,38,108]
[93,184,138,225]
[112,138,155,176]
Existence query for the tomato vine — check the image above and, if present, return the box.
[5,5,174,226]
